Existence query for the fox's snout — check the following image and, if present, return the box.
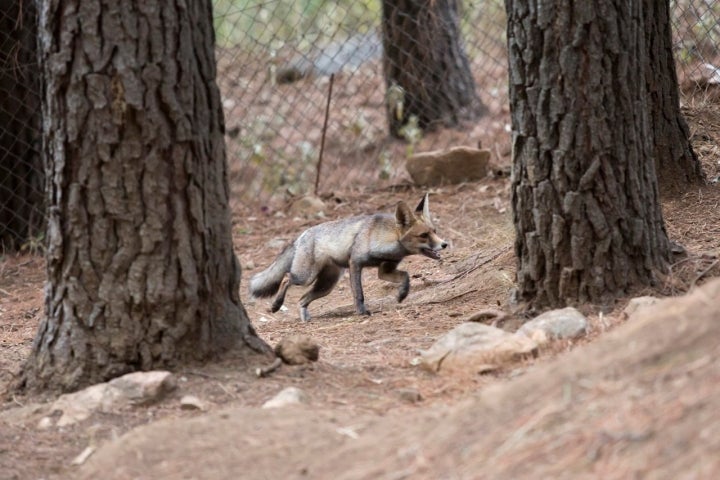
[427,236,448,251]
[415,232,448,260]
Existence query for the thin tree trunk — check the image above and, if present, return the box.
[506,0,671,309]
[0,0,43,251]
[644,0,704,193]
[382,0,485,137]
[21,0,269,392]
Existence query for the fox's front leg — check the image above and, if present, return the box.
[349,261,370,316]
[378,261,410,303]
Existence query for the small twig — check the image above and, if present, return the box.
[691,258,719,288]
[255,357,283,378]
[180,370,220,380]
[426,288,476,304]
[314,73,335,196]
[442,247,511,283]
[213,381,238,399]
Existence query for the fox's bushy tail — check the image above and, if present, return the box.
[248,244,295,298]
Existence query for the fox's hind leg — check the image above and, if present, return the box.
[270,254,320,314]
[298,264,343,322]
[378,261,410,303]
[271,274,292,313]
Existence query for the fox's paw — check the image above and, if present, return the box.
[356,306,371,316]
[397,287,409,303]
[397,277,410,303]
[270,301,283,313]
[300,307,311,322]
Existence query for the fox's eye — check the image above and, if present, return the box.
[419,232,430,239]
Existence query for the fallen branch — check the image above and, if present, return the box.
[255,357,283,378]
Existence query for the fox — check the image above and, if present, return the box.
[249,193,448,321]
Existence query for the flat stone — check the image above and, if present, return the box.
[261,387,308,409]
[420,323,537,374]
[406,146,491,186]
[108,371,176,405]
[180,395,207,411]
[623,296,661,319]
[52,371,176,427]
[516,307,588,341]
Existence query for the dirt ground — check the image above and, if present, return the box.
[1,103,720,478]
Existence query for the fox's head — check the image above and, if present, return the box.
[396,193,448,260]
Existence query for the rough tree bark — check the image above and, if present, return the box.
[382,0,485,137]
[644,0,704,192]
[21,0,270,392]
[506,1,671,309]
[0,0,43,251]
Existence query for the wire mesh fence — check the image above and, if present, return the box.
[213,0,510,211]
[1,0,719,250]
[0,1,43,252]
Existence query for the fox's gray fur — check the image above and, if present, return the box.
[249,194,447,321]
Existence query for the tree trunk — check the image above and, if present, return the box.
[0,0,43,251]
[382,0,485,137]
[21,0,270,392]
[644,0,704,193]
[506,0,671,310]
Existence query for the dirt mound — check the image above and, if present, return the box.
[79,279,720,479]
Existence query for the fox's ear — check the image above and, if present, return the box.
[395,201,415,229]
[415,193,434,226]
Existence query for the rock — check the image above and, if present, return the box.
[397,388,422,403]
[516,307,588,341]
[180,395,206,411]
[288,195,326,219]
[420,323,538,374]
[623,296,661,319]
[262,387,308,409]
[52,371,176,427]
[108,371,176,405]
[0,403,47,427]
[406,146,491,186]
[37,416,54,430]
[275,335,320,365]
[52,384,124,427]
[267,237,288,250]
[527,329,549,346]
[245,259,256,270]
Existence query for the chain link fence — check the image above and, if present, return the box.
[1,0,719,250]
[0,1,43,252]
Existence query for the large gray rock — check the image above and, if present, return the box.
[262,387,308,409]
[420,323,538,374]
[406,146,491,186]
[51,371,176,427]
[108,371,177,405]
[623,296,661,319]
[516,307,588,344]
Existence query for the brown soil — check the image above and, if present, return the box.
[2,107,720,479]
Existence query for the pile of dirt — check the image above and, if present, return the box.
[78,279,720,479]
